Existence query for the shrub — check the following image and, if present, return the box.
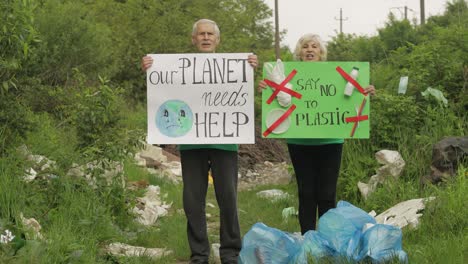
[30,0,115,85]
[370,92,422,149]
[0,0,38,92]
[0,94,34,155]
[73,77,144,161]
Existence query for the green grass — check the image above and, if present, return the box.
[238,183,300,234]
[403,168,468,264]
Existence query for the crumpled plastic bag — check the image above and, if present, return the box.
[290,230,333,264]
[357,224,408,263]
[281,207,297,222]
[421,87,448,107]
[317,201,377,258]
[264,59,292,107]
[239,222,301,264]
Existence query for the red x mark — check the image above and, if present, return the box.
[264,69,302,104]
[346,116,369,123]
[263,104,296,137]
[336,66,367,96]
[345,97,368,137]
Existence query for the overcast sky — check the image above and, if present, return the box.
[264,0,450,50]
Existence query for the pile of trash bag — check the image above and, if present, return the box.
[239,201,408,264]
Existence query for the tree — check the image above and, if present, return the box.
[0,0,37,152]
[327,34,385,63]
[0,0,38,92]
[377,13,418,52]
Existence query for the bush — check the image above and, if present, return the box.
[0,93,34,155]
[328,34,386,63]
[30,0,115,85]
[73,77,143,161]
[20,77,78,122]
[25,112,79,168]
[370,92,422,149]
[0,0,38,92]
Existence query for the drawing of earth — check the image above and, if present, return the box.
[156,100,193,137]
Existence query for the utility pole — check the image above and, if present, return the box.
[420,0,425,24]
[274,0,280,60]
[390,6,414,20]
[334,8,348,34]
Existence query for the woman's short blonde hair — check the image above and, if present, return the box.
[293,34,327,61]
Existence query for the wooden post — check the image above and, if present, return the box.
[274,0,280,59]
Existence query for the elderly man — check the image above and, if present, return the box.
[141,19,257,264]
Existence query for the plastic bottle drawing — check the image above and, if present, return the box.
[344,67,359,96]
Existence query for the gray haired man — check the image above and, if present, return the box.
[142,19,257,264]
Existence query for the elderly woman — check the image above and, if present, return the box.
[260,33,375,234]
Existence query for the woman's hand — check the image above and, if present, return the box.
[141,56,153,72]
[365,85,376,96]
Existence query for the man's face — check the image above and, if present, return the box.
[192,23,219,53]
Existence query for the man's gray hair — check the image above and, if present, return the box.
[293,34,327,61]
[192,19,220,37]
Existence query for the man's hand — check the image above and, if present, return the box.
[141,56,153,72]
[247,54,258,68]
[365,85,376,96]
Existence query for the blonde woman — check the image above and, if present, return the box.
[260,34,375,234]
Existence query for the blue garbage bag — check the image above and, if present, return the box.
[357,224,408,263]
[317,201,376,258]
[239,222,301,264]
[239,244,290,264]
[335,201,377,229]
[240,201,407,263]
[290,230,334,264]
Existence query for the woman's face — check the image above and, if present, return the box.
[299,41,321,61]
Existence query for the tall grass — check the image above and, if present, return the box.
[340,101,465,207]
[0,155,27,222]
[24,112,81,169]
[404,167,467,263]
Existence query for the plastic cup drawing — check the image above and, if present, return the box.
[265,108,291,134]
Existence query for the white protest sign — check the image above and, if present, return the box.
[147,53,255,144]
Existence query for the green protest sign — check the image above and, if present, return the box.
[261,61,370,139]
